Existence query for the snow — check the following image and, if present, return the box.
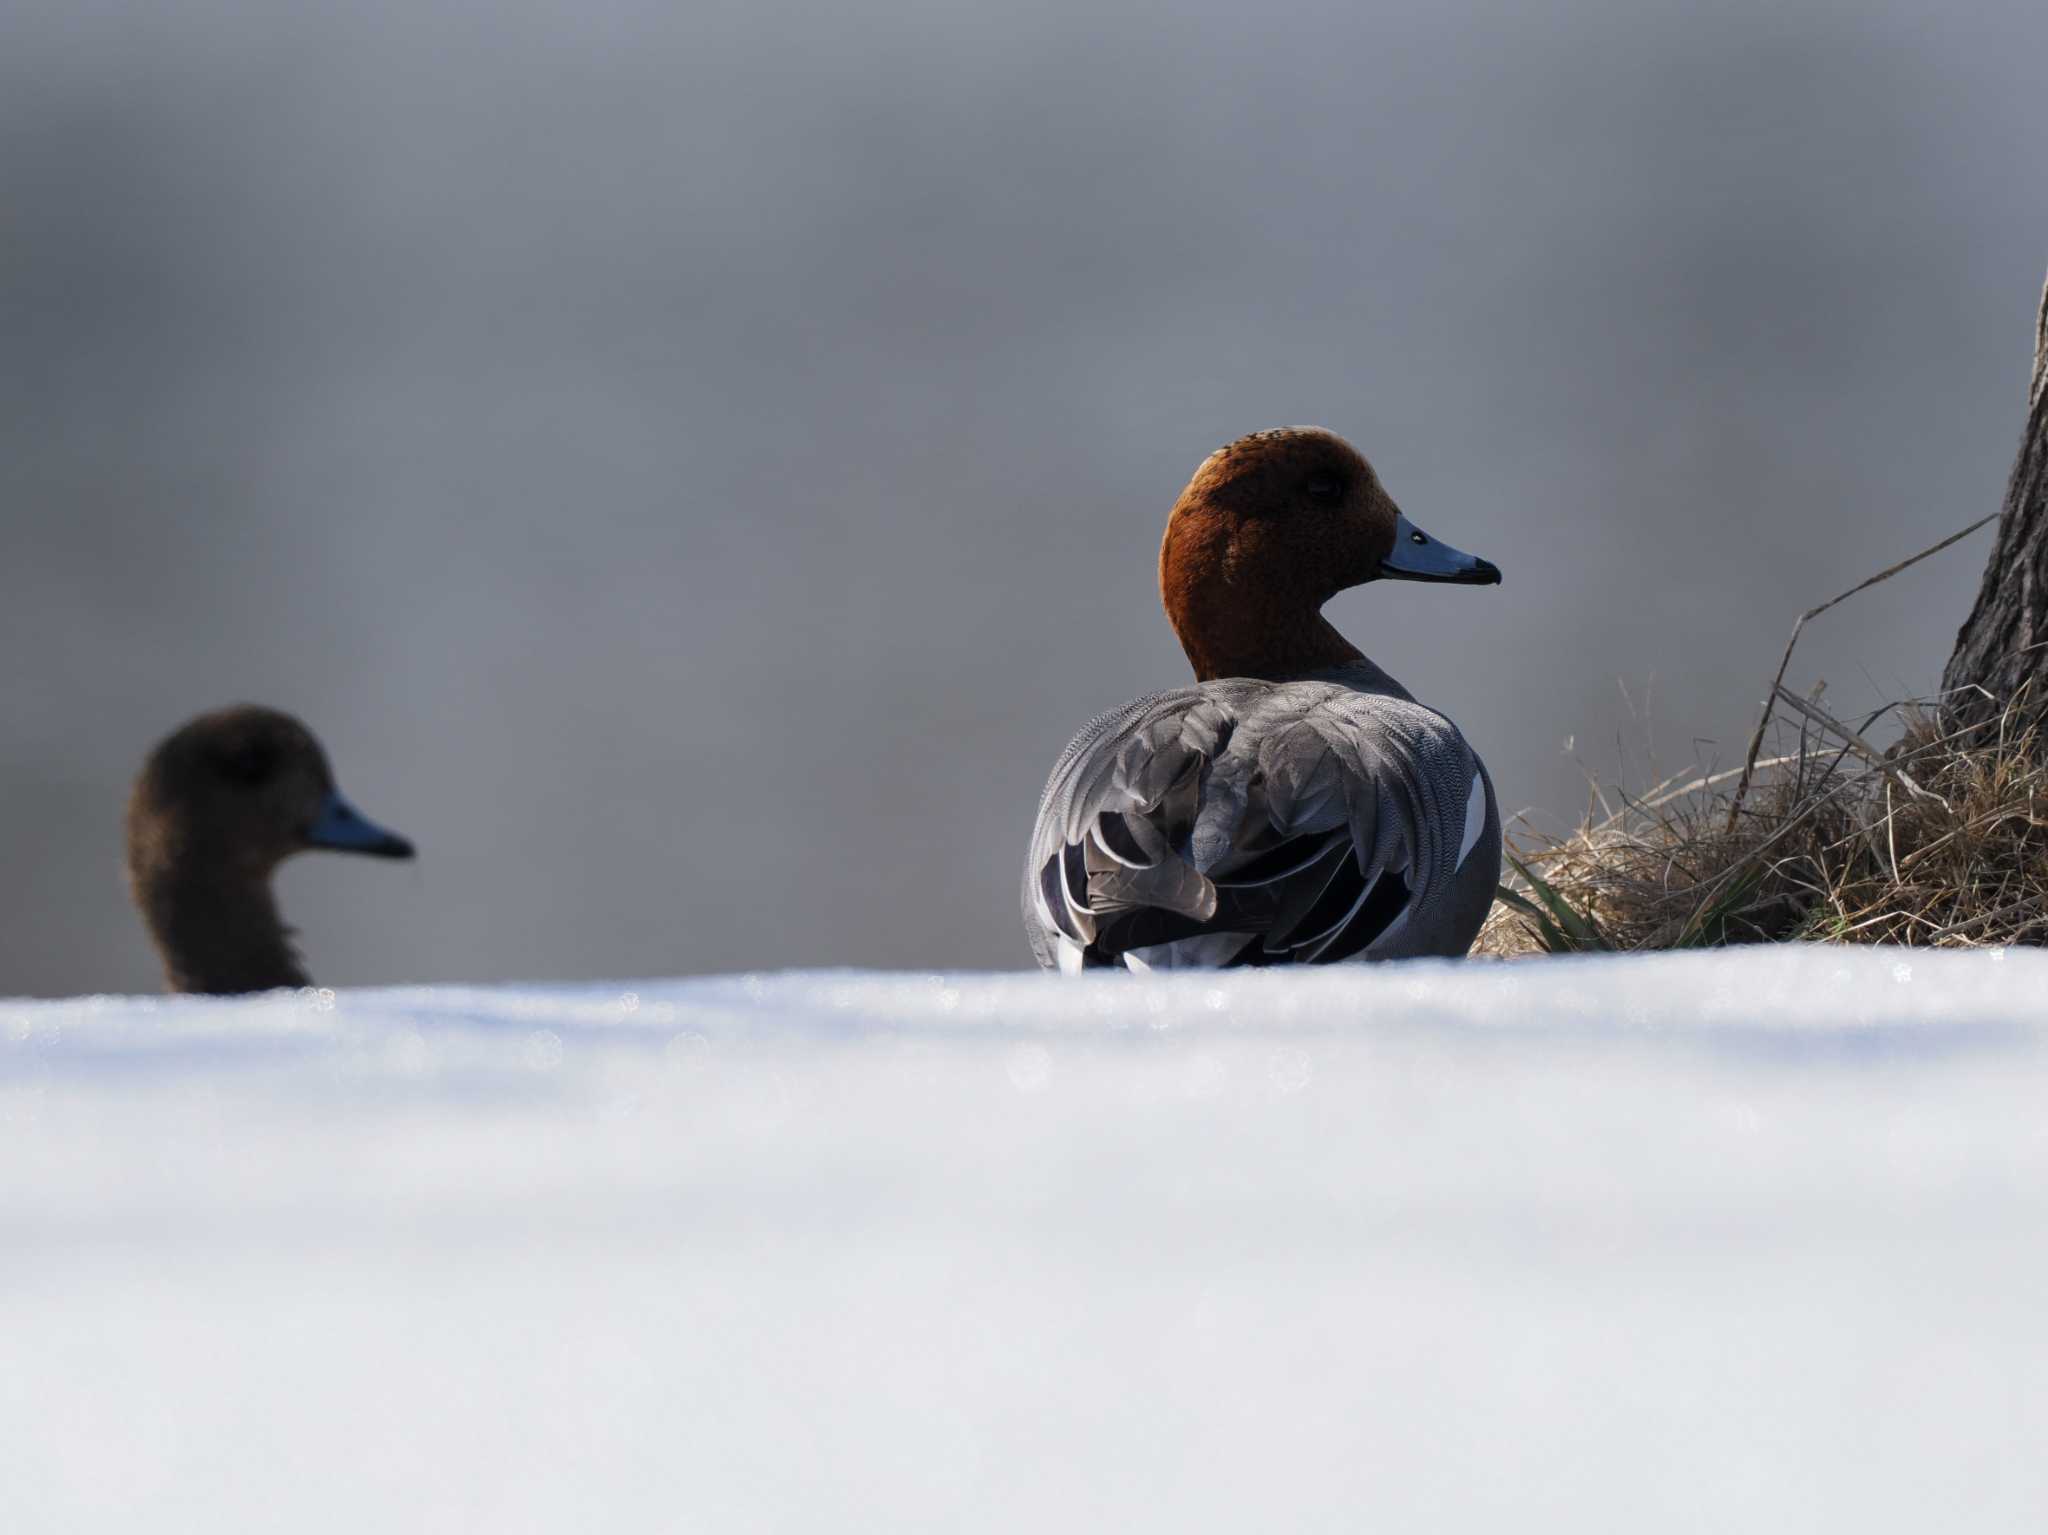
[5,949,2047,1530]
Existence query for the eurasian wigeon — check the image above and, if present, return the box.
[1024,427,1502,971]
[126,705,415,994]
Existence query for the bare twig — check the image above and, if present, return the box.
[1725,513,1999,831]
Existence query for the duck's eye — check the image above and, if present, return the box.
[1303,474,1343,505]
[220,743,279,788]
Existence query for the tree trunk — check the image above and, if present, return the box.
[1941,270,2048,722]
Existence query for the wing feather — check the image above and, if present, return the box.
[1024,671,1483,970]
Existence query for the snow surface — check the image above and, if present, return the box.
[5,949,2047,1531]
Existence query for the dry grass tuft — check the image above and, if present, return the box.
[1481,687,2048,956]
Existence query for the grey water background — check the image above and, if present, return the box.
[3,0,2044,994]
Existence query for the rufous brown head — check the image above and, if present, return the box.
[1158,426,1498,680]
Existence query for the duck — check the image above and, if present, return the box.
[125,705,415,994]
[1023,427,1502,972]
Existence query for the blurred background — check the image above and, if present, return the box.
[3,0,2044,993]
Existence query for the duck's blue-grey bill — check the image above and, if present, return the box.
[1378,512,1502,585]
[305,789,415,859]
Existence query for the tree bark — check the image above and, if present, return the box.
[1942,270,2048,722]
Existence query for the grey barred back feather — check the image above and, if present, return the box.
[1023,662,1499,971]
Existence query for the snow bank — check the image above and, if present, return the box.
[5,949,2046,1530]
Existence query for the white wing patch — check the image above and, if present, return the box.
[1456,773,1487,870]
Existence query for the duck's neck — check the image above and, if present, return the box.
[131,862,308,995]
[1173,606,1365,683]
[1159,557,1361,684]
[1160,508,1372,682]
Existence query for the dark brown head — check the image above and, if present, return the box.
[1158,427,1499,681]
[125,705,414,994]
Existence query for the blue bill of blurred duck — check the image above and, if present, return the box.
[305,789,416,859]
